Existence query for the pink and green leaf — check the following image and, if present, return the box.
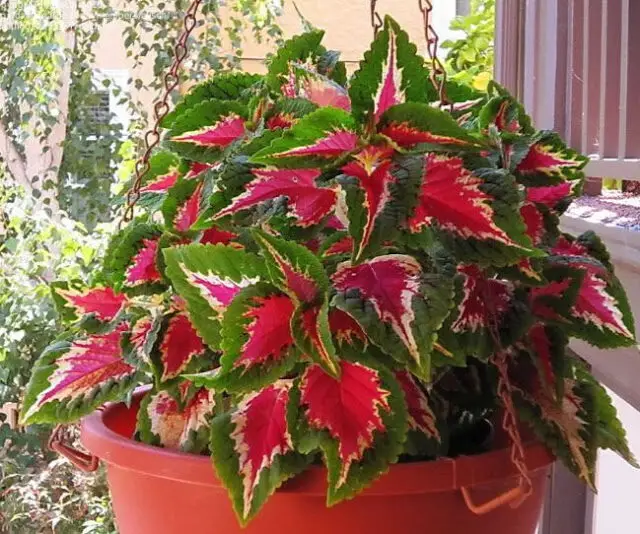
[341,146,396,262]
[332,255,437,377]
[53,286,127,323]
[349,16,436,123]
[395,371,439,441]
[137,387,216,453]
[103,223,166,295]
[292,302,340,377]
[252,229,329,304]
[250,107,358,168]
[378,102,484,149]
[328,308,367,346]
[517,139,588,179]
[215,285,299,393]
[215,168,338,227]
[157,313,206,381]
[408,155,521,247]
[21,327,137,424]
[289,360,407,504]
[139,169,180,194]
[210,382,310,525]
[167,99,249,162]
[163,244,267,350]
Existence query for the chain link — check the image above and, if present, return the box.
[370,0,383,36]
[122,0,204,224]
[417,0,453,110]
[493,350,534,500]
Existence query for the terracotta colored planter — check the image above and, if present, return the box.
[81,394,554,534]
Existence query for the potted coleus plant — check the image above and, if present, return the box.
[21,17,637,534]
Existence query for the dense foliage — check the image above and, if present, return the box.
[21,17,637,527]
[442,0,495,90]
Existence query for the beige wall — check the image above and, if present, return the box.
[91,1,461,117]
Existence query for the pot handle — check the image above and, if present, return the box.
[48,425,99,473]
[460,481,527,515]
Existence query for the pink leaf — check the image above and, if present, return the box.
[266,112,297,130]
[230,382,293,518]
[26,327,134,419]
[200,227,240,246]
[520,202,545,245]
[274,130,359,159]
[300,361,391,486]
[159,314,206,381]
[300,305,338,375]
[526,182,572,208]
[551,236,588,257]
[451,265,513,333]
[215,169,337,227]
[380,122,473,148]
[171,114,246,147]
[139,170,180,193]
[328,308,367,346]
[301,77,352,111]
[408,155,519,247]
[184,162,215,180]
[395,371,439,439]
[175,183,203,232]
[573,271,634,338]
[55,286,126,322]
[237,295,295,369]
[341,146,396,260]
[323,236,354,258]
[530,279,572,321]
[517,143,580,175]
[183,266,259,313]
[125,238,162,286]
[374,27,404,121]
[332,254,422,362]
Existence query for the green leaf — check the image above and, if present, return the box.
[163,243,267,350]
[163,72,262,127]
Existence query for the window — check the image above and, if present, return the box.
[456,0,471,17]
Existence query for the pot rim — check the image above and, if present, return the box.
[81,392,555,496]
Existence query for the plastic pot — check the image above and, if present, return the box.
[80,393,554,534]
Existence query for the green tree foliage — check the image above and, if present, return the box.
[441,0,495,90]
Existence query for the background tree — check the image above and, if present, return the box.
[441,0,495,91]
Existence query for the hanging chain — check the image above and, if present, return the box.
[492,350,534,500]
[122,0,204,224]
[417,0,452,110]
[370,0,383,37]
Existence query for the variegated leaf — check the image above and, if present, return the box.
[215,168,337,227]
[349,16,435,123]
[210,382,309,525]
[328,308,367,346]
[138,387,215,453]
[158,313,206,381]
[215,285,298,393]
[54,286,127,323]
[172,114,246,148]
[332,255,434,375]
[250,107,358,168]
[290,361,407,504]
[341,146,396,262]
[395,371,439,440]
[378,103,483,149]
[21,327,137,424]
[408,155,521,248]
[139,169,180,194]
[163,244,267,350]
